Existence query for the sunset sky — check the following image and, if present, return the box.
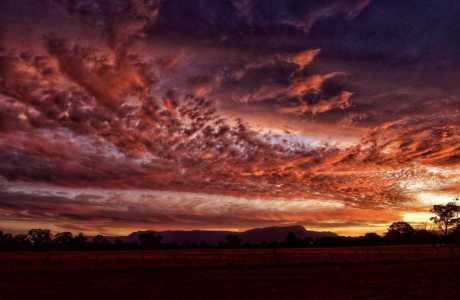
[2,0,460,236]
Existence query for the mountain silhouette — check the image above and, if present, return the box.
[240,225,336,244]
[106,225,336,245]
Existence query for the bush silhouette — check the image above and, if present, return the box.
[92,235,111,249]
[27,229,52,249]
[54,232,74,249]
[385,222,414,244]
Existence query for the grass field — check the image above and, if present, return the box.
[1,246,460,299]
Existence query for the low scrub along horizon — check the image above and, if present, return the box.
[1,200,460,251]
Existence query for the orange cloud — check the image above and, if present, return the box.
[47,39,146,108]
[288,49,321,70]
[288,72,345,97]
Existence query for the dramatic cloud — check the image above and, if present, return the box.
[2,0,460,235]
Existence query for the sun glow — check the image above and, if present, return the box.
[416,192,458,206]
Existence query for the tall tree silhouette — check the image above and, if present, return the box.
[431,200,460,237]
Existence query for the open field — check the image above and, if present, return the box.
[1,246,460,299]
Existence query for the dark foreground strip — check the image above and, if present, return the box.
[2,256,460,274]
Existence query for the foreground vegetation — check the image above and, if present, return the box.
[1,200,460,251]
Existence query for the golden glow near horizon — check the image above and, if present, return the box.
[1,180,444,236]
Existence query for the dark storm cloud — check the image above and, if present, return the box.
[152,0,370,35]
[305,0,460,126]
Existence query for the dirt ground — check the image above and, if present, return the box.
[1,246,459,300]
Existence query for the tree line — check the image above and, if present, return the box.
[1,200,460,251]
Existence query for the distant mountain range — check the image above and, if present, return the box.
[105,226,337,245]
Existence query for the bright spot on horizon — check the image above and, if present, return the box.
[402,212,435,225]
[416,192,459,206]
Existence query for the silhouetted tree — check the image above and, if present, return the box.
[225,234,242,248]
[0,231,14,250]
[431,201,460,237]
[362,232,382,245]
[138,231,163,249]
[385,222,414,244]
[27,229,52,249]
[92,235,111,249]
[73,233,88,249]
[14,234,30,249]
[54,232,74,249]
